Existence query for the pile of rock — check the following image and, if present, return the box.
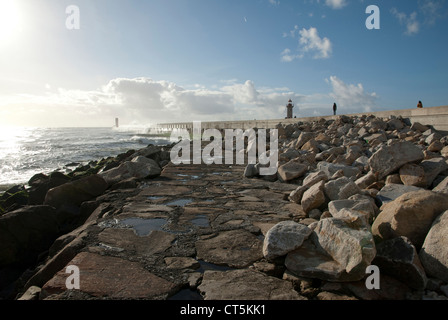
[249,115,448,298]
[0,144,173,297]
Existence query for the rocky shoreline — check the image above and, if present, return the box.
[1,114,448,300]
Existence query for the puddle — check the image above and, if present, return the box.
[196,260,234,273]
[165,198,193,207]
[147,196,164,200]
[120,217,168,236]
[97,242,124,252]
[190,215,210,227]
[176,173,201,179]
[99,217,193,235]
[221,180,236,184]
[168,288,203,300]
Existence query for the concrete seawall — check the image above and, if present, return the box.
[157,105,448,133]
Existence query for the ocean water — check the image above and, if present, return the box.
[0,126,172,189]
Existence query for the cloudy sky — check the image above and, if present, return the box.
[0,0,447,127]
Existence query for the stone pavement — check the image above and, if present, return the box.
[29,161,309,300]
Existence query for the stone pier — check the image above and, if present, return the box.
[157,105,448,133]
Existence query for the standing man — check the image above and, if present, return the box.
[333,103,337,115]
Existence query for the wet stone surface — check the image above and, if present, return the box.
[32,161,302,300]
[10,116,448,301]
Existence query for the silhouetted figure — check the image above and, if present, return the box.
[417,101,423,108]
[333,103,337,115]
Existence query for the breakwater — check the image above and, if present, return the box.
[1,112,448,302]
[157,105,448,133]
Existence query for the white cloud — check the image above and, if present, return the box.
[281,26,332,60]
[391,8,420,35]
[0,77,309,126]
[325,0,347,9]
[419,0,445,25]
[298,27,332,59]
[268,0,280,5]
[280,48,303,62]
[327,76,377,112]
[1,75,379,127]
[391,1,446,36]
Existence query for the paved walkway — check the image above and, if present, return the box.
[33,160,309,300]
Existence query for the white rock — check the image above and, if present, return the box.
[263,221,312,261]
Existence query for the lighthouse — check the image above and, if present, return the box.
[286,99,294,119]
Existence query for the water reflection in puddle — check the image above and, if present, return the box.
[168,289,203,300]
[147,196,164,200]
[165,198,193,206]
[176,173,201,179]
[120,217,167,236]
[197,260,234,273]
[190,215,209,227]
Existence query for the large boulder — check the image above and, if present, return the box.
[328,198,376,224]
[387,118,404,131]
[420,157,448,188]
[44,174,108,210]
[441,146,448,158]
[301,181,326,213]
[0,185,29,213]
[295,132,315,149]
[368,141,424,179]
[371,190,448,248]
[301,139,319,153]
[302,170,328,188]
[411,122,429,132]
[425,132,442,145]
[372,236,427,290]
[433,176,448,194]
[99,156,161,185]
[0,205,59,268]
[324,177,361,201]
[419,210,448,282]
[315,147,346,162]
[317,161,360,179]
[243,164,259,178]
[277,160,307,182]
[27,172,71,205]
[355,172,377,189]
[375,184,423,207]
[399,163,426,187]
[289,185,307,204]
[285,217,376,282]
[263,221,312,261]
[125,145,161,161]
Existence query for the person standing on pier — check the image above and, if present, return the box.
[333,103,337,115]
[417,101,423,108]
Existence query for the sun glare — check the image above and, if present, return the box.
[0,0,22,44]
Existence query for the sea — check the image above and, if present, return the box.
[0,126,174,191]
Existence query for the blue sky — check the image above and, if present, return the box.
[0,0,447,127]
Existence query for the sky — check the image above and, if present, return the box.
[0,0,447,128]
